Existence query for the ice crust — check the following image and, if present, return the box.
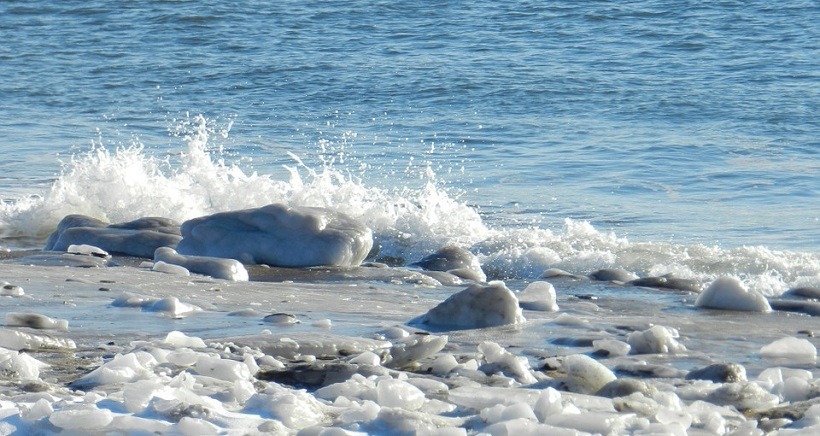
[176,203,374,267]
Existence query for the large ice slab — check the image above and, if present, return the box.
[45,215,182,258]
[176,204,373,267]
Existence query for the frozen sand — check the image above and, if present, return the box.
[0,255,817,434]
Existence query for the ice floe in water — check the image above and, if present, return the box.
[154,246,248,281]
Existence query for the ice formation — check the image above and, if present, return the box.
[154,246,249,281]
[414,281,525,329]
[695,276,772,312]
[516,281,559,311]
[176,203,373,267]
[45,214,182,258]
[627,325,687,354]
[5,312,68,330]
[760,337,817,360]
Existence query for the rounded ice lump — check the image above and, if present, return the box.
[414,281,525,329]
[176,203,373,267]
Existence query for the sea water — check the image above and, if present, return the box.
[1,0,817,295]
[0,3,818,433]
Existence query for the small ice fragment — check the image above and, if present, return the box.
[166,348,201,367]
[627,325,686,354]
[551,313,590,327]
[410,245,487,282]
[264,313,300,325]
[312,319,332,329]
[0,347,49,379]
[5,312,69,330]
[73,352,157,387]
[560,354,617,392]
[176,416,220,435]
[376,378,426,411]
[478,341,537,383]
[146,297,200,318]
[388,334,447,369]
[592,339,631,357]
[430,353,459,376]
[383,326,410,340]
[0,328,76,350]
[152,261,191,276]
[1,284,24,297]
[67,244,111,258]
[195,355,252,382]
[415,281,524,329]
[154,247,249,281]
[695,276,771,312]
[138,261,155,268]
[49,407,113,431]
[760,337,817,360]
[350,351,382,366]
[534,388,563,422]
[24,398,53,422]
[163,331,206,349]
[517,281,559,312]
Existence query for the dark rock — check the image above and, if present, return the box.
[685,363,747,383]
[589,269,638,282]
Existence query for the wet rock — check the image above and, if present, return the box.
[685,363,747,383]
[596,378,653,398]
[589,269,638,282]
[783,287,820,300]
[410,245,486,282]
[628,275,703,293]
[768,299,820,316]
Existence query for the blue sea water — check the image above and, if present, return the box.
[0,0,817,291]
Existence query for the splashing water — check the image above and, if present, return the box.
[0,116,817,294]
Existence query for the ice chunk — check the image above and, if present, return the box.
[760,337,817,360]
[49,407,113,431]
[176,204,373,267]
[176,416,220,435]
[264,313,300,325]
[430,354,459,376]
[695,276,772,312]
[154,247,248,281]
[410,245,487,282]
[113,293,201,318]
[478,341,536,384]
[376,378,426,410]
[46,214,182,258]
[163,331,206,349]
[0,347,49,379]
[517,281,559,312]
[533,388,563,422]
[589,268,638,282]
[0,284,24,297]
[627,325,686,354]
[593,339,631,357]
[560,354,617,392]
[152,260,190,276]
[387,334,447,369]
[244,386,327,429]
[73,351,158,388]
[350,350,382,366]
[685,363,747,383]
[414,281,525,329]
[67,244,111,258]
[5,312,69,330]
[195,355,252,382]
[0,328,76,351]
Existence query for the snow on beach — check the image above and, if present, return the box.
[0,207,818,434]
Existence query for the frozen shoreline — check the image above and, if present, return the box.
[0,252,817,434]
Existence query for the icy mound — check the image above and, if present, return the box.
[695,276,772,312]
[760,337,817,361]
[627,325,687,354]
[176,204,373,267]
[45,215,182,258]
[414,281,525,329]
[517,281,559,312]
[154,247,248,281]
